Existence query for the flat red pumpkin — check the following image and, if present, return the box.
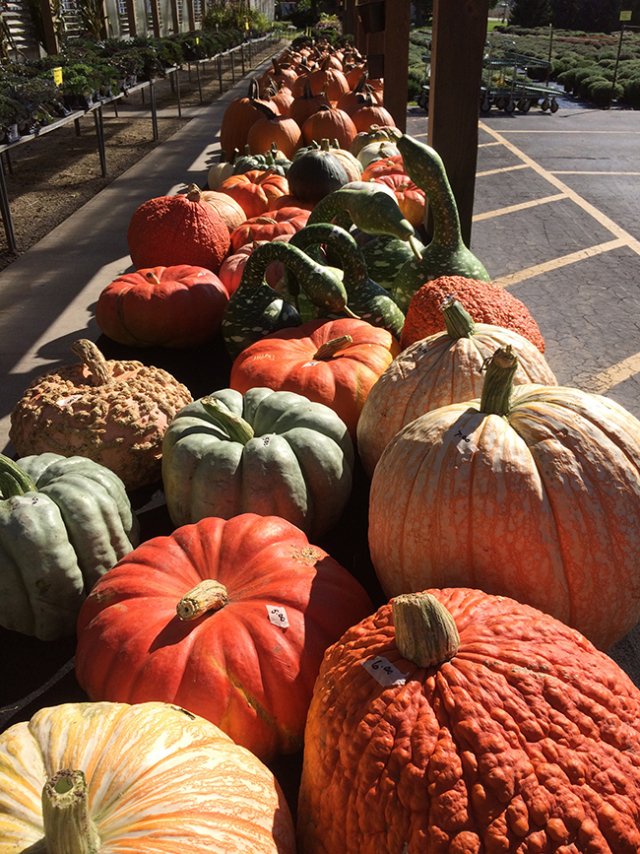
[75,513,373,762]
[229,318,400,437]
[95,265,229,348]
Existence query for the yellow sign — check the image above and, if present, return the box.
[195,36,200,44]
[620,10,632,21]
[52,66,63,86]
[244,18,249,30]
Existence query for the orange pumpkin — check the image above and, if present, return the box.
[360,153,406,180]
[219,78,271,159]
[199,189,246,233]
[219,170,290,218]
[218,237,291,296]
[369,347,640,650]
[298,588,640,852]
[230,318,400,437]
[289,78,332,128]
[307,58,350,102]
[246,101,302,159]
[373,172,426,227]
[349,94,396,132]
[229,207,310,252]
[302,106,357,149]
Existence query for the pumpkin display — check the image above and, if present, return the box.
[360,152,405,181]
[219,169,290,218]
[287,144,350,203]
[0,452,137,640]
[162,387,354,537]
[356,140,401,169]
[246,100,302,159]
[289,78,331,128]
[9,339,193,491]
[357,298,557,476]
[218,236,291,297]
[75,513,373,760]
[95,264,230,348]
[348,93,396,132]
[0,701,296,852]
[297,588,640,852]
[372,172,426,227]
[336,72,383,116]
[219,77,271,158]
[127,184,231,273]
[369,347,640,650]
[350,126,397,157]
[401,274,546,351]
[229,206,310,252]
[230,317,400,437]
[306,58,350,102]
[321,139,363,181]
[207,153,235,189]
[301,105,358,149]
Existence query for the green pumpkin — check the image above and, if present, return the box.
[0,452,139,640]
[287,146,349,203]
[162,388,354,539]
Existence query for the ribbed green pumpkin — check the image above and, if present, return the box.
[162,388,354,538]
[0,452,138,640]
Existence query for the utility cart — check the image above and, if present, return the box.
[480,40,559,114]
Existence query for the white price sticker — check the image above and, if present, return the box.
[453,428,479,456]
[55,394,83,408]
[266,605,289,629]
[361,656,406,687]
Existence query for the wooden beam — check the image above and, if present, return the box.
[125,0,137,36]
[39,0,59,55]
[428,0,488,245]
[342,0,356,38]
[149,0,161,37]
[382,0,410,132]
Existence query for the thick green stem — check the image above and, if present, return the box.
[0,453,37,497]
[177,579,229,621]
[200,397,255,444]
[392,593,460,668]
[41,770,100,854]
[441,296,476,339]
[480,346,519,416]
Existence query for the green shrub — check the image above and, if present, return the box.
[622,75,640,108]
[572,65,599,93]
[587,78,622,107]
[407,68,424,102]
[556,68,576,91]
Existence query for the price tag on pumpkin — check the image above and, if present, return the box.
[52,67,63,86]
[266,605,289,629]
[361,656,406,687]
[56,394,82,408]
[454,429,479,457]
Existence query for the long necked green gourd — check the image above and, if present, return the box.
[0,452,138,640]
[383,129,491,313]
[288,223,405,339]
[221,241,357,358]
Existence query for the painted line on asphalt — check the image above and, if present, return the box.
[551,170,640,176]
[582,352,640,394]
[473,193,567,222]
[479,122,640,256]
[497,129,640,134]
[476,163,530,177]
[479,141,502,148]
[493,239,627,289]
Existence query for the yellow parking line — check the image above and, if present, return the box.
[473,193,567,222]
[478,122,640,256]
[581,352,640,395]
[479,141,503,148]
[476,164,529,177]
[551,170,640,176]
[499,130,640,134]
[493,239,626,288]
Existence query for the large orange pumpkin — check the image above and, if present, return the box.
[0,701,295,853]
[302,105,357,149]
[75,513,373,761]
[246,101,302,159]
[297,588,640,852]
[289,78,331,128]
[127,184,230,273]
[95,264,230,348]
[369,347,640,650]
[229,206,310,252]
[230,318,400,437]
[219,77,271,158]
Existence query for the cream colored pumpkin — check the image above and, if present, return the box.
[0,701,295,853]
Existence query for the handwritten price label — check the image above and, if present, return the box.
[361,656,406,687]
[266,605,289,629]
[55,394,82,408]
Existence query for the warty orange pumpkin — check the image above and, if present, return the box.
[368,346,640,650]
[297,587,640,852]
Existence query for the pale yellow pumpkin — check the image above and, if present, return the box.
[0,701,295,853]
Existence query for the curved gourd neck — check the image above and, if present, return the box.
[290,224,367,294]
[0,453,36,497]
[307,190,354,231]
[240,241,324,293]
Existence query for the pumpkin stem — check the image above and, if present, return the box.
[392,593,460,667]
[200,397,255,445]
[441,296,476,339]
[479,346,518,417]
[0,453,37,497]
[313,334,354,360]
[177,579,229,621]
[144,270,162,286]
[185,183,202,203]
[70,339,112,386]
[41,769,101,854]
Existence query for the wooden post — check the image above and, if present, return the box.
[149,0,161,37]
[170,0,179,33]
[39,0,59,55]
[428,0,488,245]
[125,0,137,36]
[382,0,410,132]
[342,0,356,37]
[185,0,195,32]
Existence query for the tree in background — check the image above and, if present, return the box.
[510,0,552,26]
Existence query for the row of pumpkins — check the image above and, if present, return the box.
[2,37,640,853]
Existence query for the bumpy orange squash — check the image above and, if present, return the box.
[298,588,640,852]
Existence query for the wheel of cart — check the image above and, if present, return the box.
[504,97,516,113]
[480,91,492,113]
[517,97,531,113]
[550,97,559,113]
[541,97,551,111]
